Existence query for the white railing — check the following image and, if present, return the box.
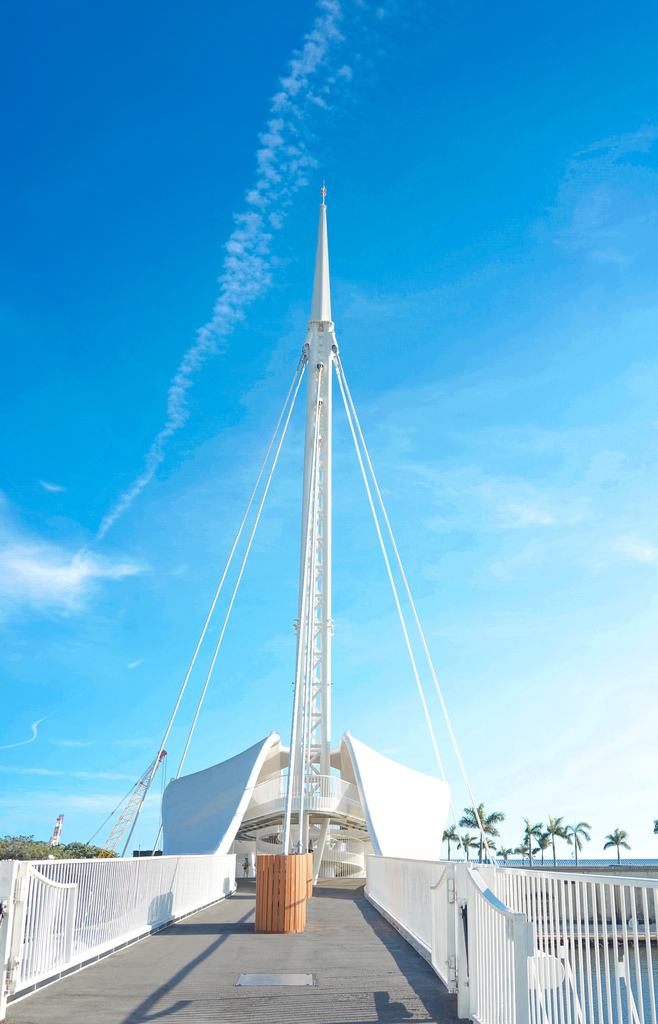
[365,857,658,1024]
[244,773,364,822]
[366,855,442,958]
[0,854,235,1019]
[497,866,658,1024]
[466,867,533,1024]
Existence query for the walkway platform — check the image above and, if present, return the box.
[6,880,459,1024]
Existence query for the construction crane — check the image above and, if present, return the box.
[49,814,64,847]
[98,750,167,858]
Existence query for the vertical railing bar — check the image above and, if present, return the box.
[601,881,614,1024]
[611,885,623,1024]
[620,885,631,1020]
[591,880,604,1024]
[582,881,595,1024]
[630,887,644,1024]
[641,887,655,1024]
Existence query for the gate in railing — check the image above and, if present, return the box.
[0,854,235,1020]
[365,857,658,1024]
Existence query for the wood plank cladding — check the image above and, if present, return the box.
[255,854,312,933]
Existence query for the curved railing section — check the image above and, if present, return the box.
[244,773,364,823]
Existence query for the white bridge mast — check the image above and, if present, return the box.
[283,193,336,854]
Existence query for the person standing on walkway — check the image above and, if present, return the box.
[243,857,249,878]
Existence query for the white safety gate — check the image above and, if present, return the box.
[0,854,235,1019]
[365,857,658,1024]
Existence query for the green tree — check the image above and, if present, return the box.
[603,829,631,866]
[0,835,113,860]
[497,846,514,863]
[461,832,478,862]
[514,837,540,865]
[522,819,544,867]
[442,826,458,861]
[546,815,570,866]
[537,831,551,866]
[459,803,506,863]
[566,821,591,867]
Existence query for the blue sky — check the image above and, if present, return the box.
[2,0,658,858]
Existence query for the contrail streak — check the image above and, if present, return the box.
[0,716,48,750]
[96,0,357,540]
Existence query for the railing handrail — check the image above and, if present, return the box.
[26,866,77,890]
[466,865,525,919]
[497,863,658,888]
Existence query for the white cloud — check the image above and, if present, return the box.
[0,717,47,750]
[128,659,143,669]
[0,494,141,617]
[0,544,139,613]
[0,765,135,780]
[615,536,658,564]
[39,481,66,493]
[50,739,93,748]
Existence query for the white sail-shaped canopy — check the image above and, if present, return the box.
[162,731,449,862]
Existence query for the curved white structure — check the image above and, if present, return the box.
[162,730,449,870]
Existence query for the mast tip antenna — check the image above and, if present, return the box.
[321,180,327,204]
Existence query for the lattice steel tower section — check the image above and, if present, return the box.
[283,194,335,854]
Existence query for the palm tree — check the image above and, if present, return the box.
[459,803,506,862]
[537,831,551,866]
[497,846,514,863]
[515,836,540,865]
[566,821,591,867]
[604,829,631,866]
[461,832,478,862]
[523,819,544,867]
[546,815,570,866]
[442,825,458,861]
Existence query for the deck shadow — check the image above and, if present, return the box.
[119,907,254,1024]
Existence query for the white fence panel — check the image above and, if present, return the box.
[466,867,532,1024]
[365,857,658,1024]
[365,855,443,957]
[1,853,235,1017]
[496,867,658,1024]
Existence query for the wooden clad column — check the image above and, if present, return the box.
[255,854,310,933]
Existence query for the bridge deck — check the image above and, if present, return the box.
[6,880,458,1024]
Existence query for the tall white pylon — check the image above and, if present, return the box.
[283,194,336,854]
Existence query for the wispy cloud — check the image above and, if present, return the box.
[0,542,140,613]
[50,739,93,748]
[0,765,135,780]
[96,0,363,540]
[615,536,658,564]
[0,717,47,750]
[128,659,143,669]
[39,481,65,493]
[546,124,658,266]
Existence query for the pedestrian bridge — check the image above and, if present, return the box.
[1,854,656,1024]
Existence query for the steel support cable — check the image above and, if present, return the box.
[336,357,492,861]
[336,361,468,859]
[284,363,324,855]
[176,361,308,781]
[141,356,306,822]
[334,363,449,780]
[147,359,307,856]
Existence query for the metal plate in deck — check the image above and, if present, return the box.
[236,974,314,987]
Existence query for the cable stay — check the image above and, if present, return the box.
[146,353,308,855]
[335,354,493,862]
